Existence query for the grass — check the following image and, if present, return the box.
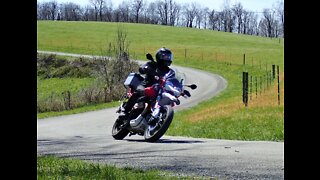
[37,20,284,141]
[37,155,210,180]
[37,21,283,68]
[37,101,121,119]
[37,77,93,100]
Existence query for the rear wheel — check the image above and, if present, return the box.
[144,105,174,142]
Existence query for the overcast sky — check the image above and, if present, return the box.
[37,0,283,13]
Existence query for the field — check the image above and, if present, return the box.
[37,21,284,141]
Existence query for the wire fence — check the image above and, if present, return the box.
[242,64,281,107]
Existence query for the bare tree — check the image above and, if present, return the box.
[241,10,249,34]
[90,0,105,21]
[37,2,41,19]
[37,0,283,38]
[261,8,276,37]
[202,7,210,29]
[275,0,284,37]
[156,0,169,25]
[60,2,82,21]
[184,2,198,28]
[37,0,59,20]
[249,13,259,36]
[195,6,204,29]
[132,0,144,23]
[232,2,244,34]
[169,0,180,26]
[221,8,235,32]
[208,9,216,30]
[117,1,130,22]
[146,1,159,24]
[39,2,51,20]
[83,5,95,21]
[102,0,113,21]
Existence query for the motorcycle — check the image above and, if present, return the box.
[111,53,197,142]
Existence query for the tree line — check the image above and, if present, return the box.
[37,0,284,38]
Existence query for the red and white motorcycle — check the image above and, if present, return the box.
[112,54,197,142]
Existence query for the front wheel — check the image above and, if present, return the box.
[144,105,174,142]
[112,117,129,140]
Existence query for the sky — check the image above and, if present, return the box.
[37,0,283,13]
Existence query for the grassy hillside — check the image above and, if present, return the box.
[37,21,284,141]
[37,21,283,68]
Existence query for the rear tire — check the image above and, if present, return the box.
[144,105,174,142]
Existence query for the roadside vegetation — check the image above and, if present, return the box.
[37,155,211,180]
[37,29,139,118]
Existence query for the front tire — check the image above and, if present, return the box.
[144,105,174,142]
[112,118,129,140]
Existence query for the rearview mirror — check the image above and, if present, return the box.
[190,84,197,90]
[146,53,154,61]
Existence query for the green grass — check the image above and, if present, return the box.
[37,101,121,119]
[36,77,124,119]
[37,77,93,100]
[37,21,283,68]
[37,20,284,141]
[37,155,209,180]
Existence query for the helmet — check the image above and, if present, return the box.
[155,47,173,67]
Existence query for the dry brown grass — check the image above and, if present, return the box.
[187,72,284,123]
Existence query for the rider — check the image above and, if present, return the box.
[120,47,175,117]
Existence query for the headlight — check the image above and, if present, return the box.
[165,83,182,97]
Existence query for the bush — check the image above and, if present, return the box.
[37,53,139,113]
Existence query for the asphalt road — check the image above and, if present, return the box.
[37,51,284,179]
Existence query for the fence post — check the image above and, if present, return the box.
[255,76,258,98]
[242,72,248,106]
[243,54,246,65]
[260,76,262,95]
[242,72,245,105]
[277,65,280,105]
[272,64,276,79]
[246,72,249,106]
[250,75,252,100]
[266,72,269,89]
[264,74,266,93]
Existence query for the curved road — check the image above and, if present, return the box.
[37,51,284,179]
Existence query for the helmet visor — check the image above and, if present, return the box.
[161,53,172,61]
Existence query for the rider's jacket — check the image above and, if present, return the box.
[139,60,175,87]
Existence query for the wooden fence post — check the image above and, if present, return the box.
[250,75,252,100]
[255,76,258,98]
[260,76,262,95]
[242,72,249,106]
[277,65,280,105]
[266,72,269,89]
[272,64,276,79]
